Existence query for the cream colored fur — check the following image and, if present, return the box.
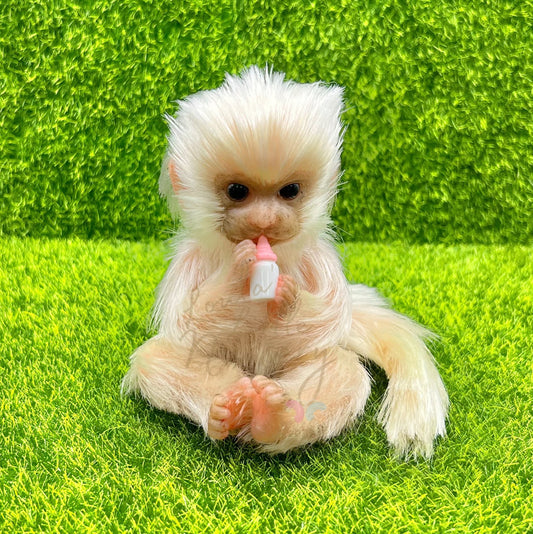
[122,66,448,458]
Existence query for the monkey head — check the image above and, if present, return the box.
[160,66,344,251]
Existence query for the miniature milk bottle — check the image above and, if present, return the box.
[250,235,279,301]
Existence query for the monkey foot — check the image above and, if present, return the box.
[207,377,255,440]
[250,375,291,444]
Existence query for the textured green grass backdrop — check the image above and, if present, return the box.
[0,238,531,532]
[1,0,532,242]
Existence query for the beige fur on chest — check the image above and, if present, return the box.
[190,296,324,376]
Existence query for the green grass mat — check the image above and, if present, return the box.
[2,0,532,242]
[1,237,531,532]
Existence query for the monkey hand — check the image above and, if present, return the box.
[226,239,257,293]
[267,274,299,322]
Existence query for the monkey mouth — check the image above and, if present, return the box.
[225,231,288,246]
[252,235,280,245]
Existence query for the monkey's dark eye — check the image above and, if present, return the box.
[279,183,300,200]
[227,183,249,202]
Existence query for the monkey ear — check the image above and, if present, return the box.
[168,159,181,192]
[159,152,181,219]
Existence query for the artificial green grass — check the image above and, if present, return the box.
[1,237,531,532]
[1,0,532,243]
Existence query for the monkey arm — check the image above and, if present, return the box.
[269,240,353,354]
[155,238,263,352]
[179,276,255,333]
[277,284,352,352]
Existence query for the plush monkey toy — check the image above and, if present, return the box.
[122,67,448,458]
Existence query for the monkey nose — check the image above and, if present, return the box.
[250,225,274,243]
[247,215,276,234]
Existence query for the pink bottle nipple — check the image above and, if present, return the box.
[255,235,277,262]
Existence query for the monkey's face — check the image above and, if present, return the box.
[217,173,313,244]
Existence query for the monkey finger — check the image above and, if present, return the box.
[208,428,229,441]
[233,239,257,260]
[210,405,231,420]
[209,418,229,432]
[274,282,299,316]
[277,274,298,297]
[231,240,257,279]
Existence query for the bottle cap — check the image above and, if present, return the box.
[255,235,277,262]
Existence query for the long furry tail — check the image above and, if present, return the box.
[344,284,449,459]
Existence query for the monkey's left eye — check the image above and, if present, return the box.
[279,183,300,200]
[227,183,249,202]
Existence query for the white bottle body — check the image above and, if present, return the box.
[249,260,279,301]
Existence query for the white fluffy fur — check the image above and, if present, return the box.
[122,66,448,458]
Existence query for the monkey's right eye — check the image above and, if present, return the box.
[226,183,249,202]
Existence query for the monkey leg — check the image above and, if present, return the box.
[241,346,371,454]
[121,336,248,436]
[346,284,449,458]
